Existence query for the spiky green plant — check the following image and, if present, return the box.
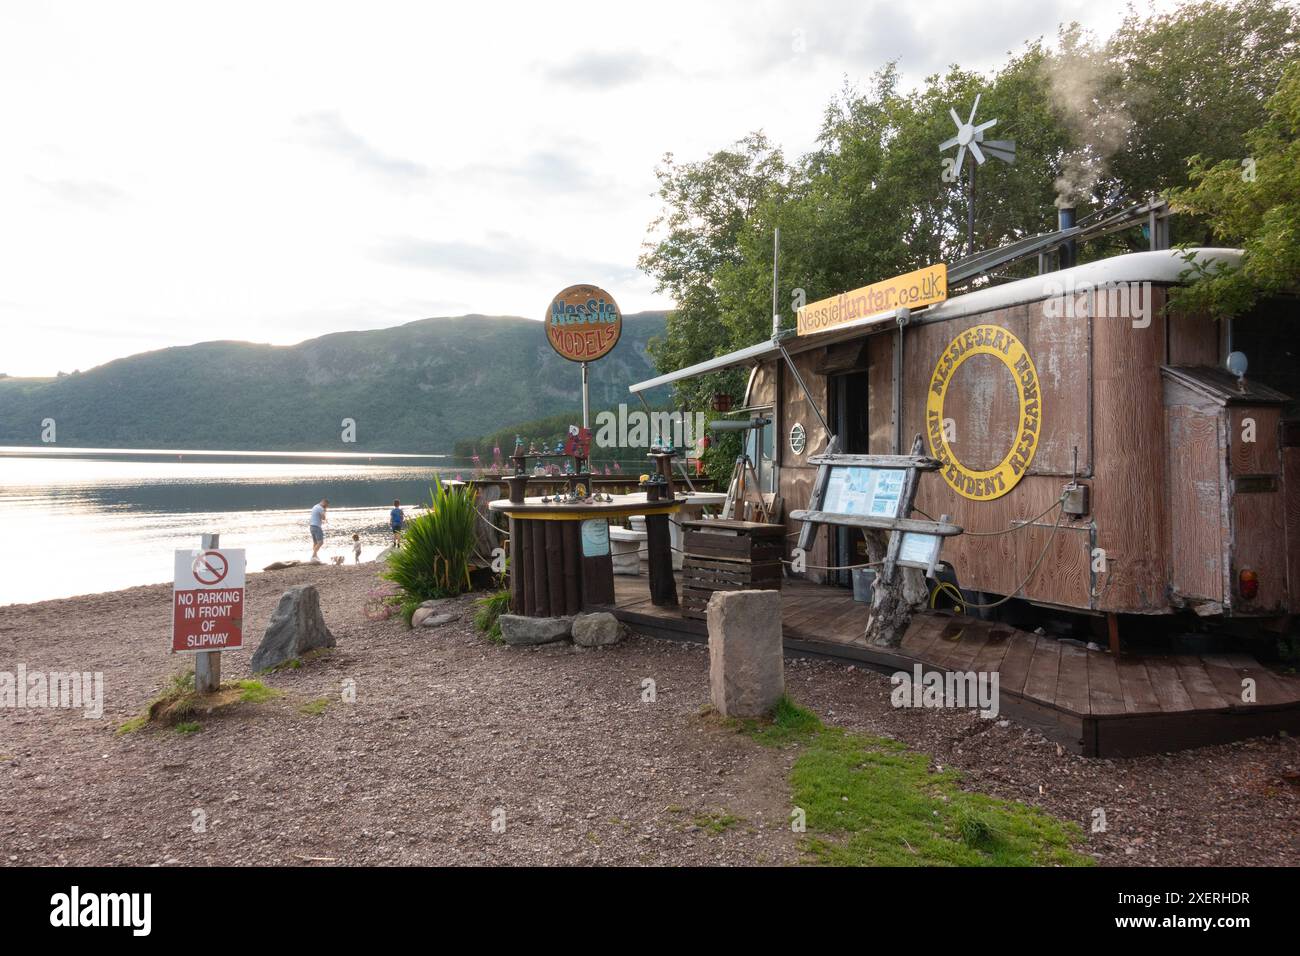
[383,477,479,616]
[474,589,511,643]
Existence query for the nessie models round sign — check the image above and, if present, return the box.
[925,324,1042,501]
[546,284,622,362]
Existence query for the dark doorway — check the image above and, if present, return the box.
[827,370,871,586]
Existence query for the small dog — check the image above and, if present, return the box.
[331,555,345,565]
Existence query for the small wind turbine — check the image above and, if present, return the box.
[939,94,1016,256]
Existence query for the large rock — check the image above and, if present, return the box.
[411,603,457,628]
[571,612,625,648]
[498,614,572,646]
[707,589,784,718]
[251,586,337,671]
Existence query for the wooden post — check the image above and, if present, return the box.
[194,532,222,694]
[645,512,678,607]
[530,521,549,617]
[544,522,565,614]
[561,522,581,615]
[1107,613,1122,656]
[509,516,524,614]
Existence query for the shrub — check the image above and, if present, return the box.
[383,477,479,617]
[474,589,511,643]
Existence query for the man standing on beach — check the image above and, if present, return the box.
[310,498,329,563]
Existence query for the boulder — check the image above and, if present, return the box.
[706,589,784,718]
[498,614,572,646]
[571,612,625,648]
[250,586,337,672]
[418,612,458,628]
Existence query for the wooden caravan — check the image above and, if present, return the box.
[635,247,1298,625]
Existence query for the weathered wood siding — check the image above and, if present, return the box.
[776,348,829,579]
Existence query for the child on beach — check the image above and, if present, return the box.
[352,533,362,563]
[390,499,404,547]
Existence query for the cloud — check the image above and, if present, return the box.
[27,176,128,209]
[375,232,638,285]
[454,150,598,195]
[293,111,430,184]
[546,51,663,89]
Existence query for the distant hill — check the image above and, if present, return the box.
[0,313,666,453]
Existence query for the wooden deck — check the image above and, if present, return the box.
[607,574,1300,757]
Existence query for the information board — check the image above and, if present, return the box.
[821,466,906,519]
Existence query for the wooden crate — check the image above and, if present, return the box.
[681,520,785,620]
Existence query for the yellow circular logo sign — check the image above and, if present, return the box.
[926,324,1042,501]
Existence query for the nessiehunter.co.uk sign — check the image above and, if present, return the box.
[172,548,246,653]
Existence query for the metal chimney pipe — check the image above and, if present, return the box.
[1058,206,1076,270]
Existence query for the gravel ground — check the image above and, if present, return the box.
[1,563,1297,866]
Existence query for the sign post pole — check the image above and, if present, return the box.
[581,362,590,429]
[195,532,221,693]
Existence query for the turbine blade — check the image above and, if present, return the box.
[983,139,1015,150]
[974,118,998,133]
[939,135,959,151]
[954,145,967,171]
[949,107,962,128]
[984,145,1016,165]
[968,93,981,124]
[969,140,986,165]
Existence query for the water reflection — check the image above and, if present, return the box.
[0,456,451,605]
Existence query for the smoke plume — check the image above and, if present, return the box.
[1042,33,1133,208]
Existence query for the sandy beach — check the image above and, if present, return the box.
[1,562,1297,866]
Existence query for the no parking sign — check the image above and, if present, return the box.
[172,548,246,653]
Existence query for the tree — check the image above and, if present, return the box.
[639,132,792,413]
[1170,60,1300,318]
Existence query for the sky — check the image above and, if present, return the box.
[0,0,1155,377]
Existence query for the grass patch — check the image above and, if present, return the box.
[116,670,282,733]
[174,721,202,735]
[693,810,742,834]
[729,694,824,747]
[234,679,278,704]
[115,714,149,735]
[728,696,1092,867]
[474,589,511,644]
[788,725,1091,866]
[299,697,330,716]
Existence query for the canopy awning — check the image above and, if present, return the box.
[627,337,784,394]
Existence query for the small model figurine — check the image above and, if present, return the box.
[514,435,524,455]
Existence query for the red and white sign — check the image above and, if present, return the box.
[172,548,246,654]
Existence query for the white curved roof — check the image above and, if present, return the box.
[920,248,1243,327]
[628,248,1244,393]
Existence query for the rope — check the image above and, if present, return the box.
[911,493,1067,536]
[925,500,1068,610]
[476,511,512,536]
[780,558,883,572]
